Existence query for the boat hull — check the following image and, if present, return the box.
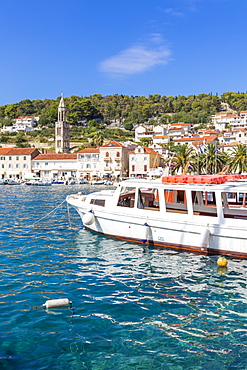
[72,205,247,258]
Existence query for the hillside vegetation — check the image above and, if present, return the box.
[0,92,246,148]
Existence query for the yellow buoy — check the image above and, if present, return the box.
[217,257,228,267]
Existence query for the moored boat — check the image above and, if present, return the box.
[66,174,247,258]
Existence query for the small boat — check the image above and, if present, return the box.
[51,180,68,185]
[90,180,105,185]
[104,180,114,185]
[4,179,22,185]
[25,179,52,186]
[66,174,247,258]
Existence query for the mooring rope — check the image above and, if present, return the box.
[32,199,67,226]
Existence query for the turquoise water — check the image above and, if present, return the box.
[1,185,247,369]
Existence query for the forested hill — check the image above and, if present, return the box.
[0,92,247,129]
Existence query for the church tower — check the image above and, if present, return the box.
[55,95,70,153]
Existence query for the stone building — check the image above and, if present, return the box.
[55,95,70,153]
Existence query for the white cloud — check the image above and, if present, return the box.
[99,35,171,77]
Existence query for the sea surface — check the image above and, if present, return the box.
[1,184,247,369]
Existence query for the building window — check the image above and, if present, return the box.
[0,157,5,160]
[8,164,12,169]
[132,165,135,172]
[45,163,48,166]
[1,164,4,169]
[117,186,135,208]
[131,156,135,161]
[144,156,147,161]
[116,151,120,157]
[16,156,19,160]
[86,164,91,169]
[23,164,27,169]
[81,164,84,169]
[144,165,147,172]
[9,156,11,160]
[105,152,109,157]
[16,164,19,169]
[24,156,26,160]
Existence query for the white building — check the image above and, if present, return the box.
[99,141,134,178]
[212,111,247,131]
[1,116,39,133]
[134,124,167,142]
[129,145,161,177]
[32,153,77,179]
[218,130,247,145]
[77,148,100,179]
[0,147,40,179]
[153,135,170,145]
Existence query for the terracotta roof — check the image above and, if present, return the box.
[170,123,190,127]
[16,116,35,119]
[0,148,12,155]
[168,127,183,131]
[78,148,100,153]
[130,146,160,155]
[221,142,241,147]
[174,137,195,142]
[8,148,39,155]
[0,148,39,155]
[153,135,169,139]
[101,141,126,148]
[192,136,218,146]
[143,146,160,154]
[33,153,77,160]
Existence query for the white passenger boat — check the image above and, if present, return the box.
[66,174,247,258]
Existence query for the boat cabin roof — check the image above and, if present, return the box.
[121,178,247,193]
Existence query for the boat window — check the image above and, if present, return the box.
[164,189,188,214]
[137,187,160,211]
[221,192,247,219]
[192,191,217,217]
[117,186,135,208]
[90,199,105,207]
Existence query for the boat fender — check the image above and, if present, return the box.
[43,298,72,309]
[82,210,95,225]
[142,223,149,243]
[199,227,210,249]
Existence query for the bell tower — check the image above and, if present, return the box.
[55,95,70,153]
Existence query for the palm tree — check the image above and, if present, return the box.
[229,144,247,173]
[201,144,228,174]
[91,131,104,147]
[170,144,195,175]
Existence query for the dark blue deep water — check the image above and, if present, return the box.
[1,185,247,369]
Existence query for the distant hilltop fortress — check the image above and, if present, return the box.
[55,95,70,153]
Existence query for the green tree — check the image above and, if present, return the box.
[229,144,247,173]
[91,131,104,147]
[140,137,152,147]
[201,144,227,174]
[170,144,195,174]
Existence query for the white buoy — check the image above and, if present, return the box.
[142,223,150,243]
[82,211,95,225]
[43,298,72,309]
[199,227,210,249]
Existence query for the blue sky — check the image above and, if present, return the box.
[0,0,246,105]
